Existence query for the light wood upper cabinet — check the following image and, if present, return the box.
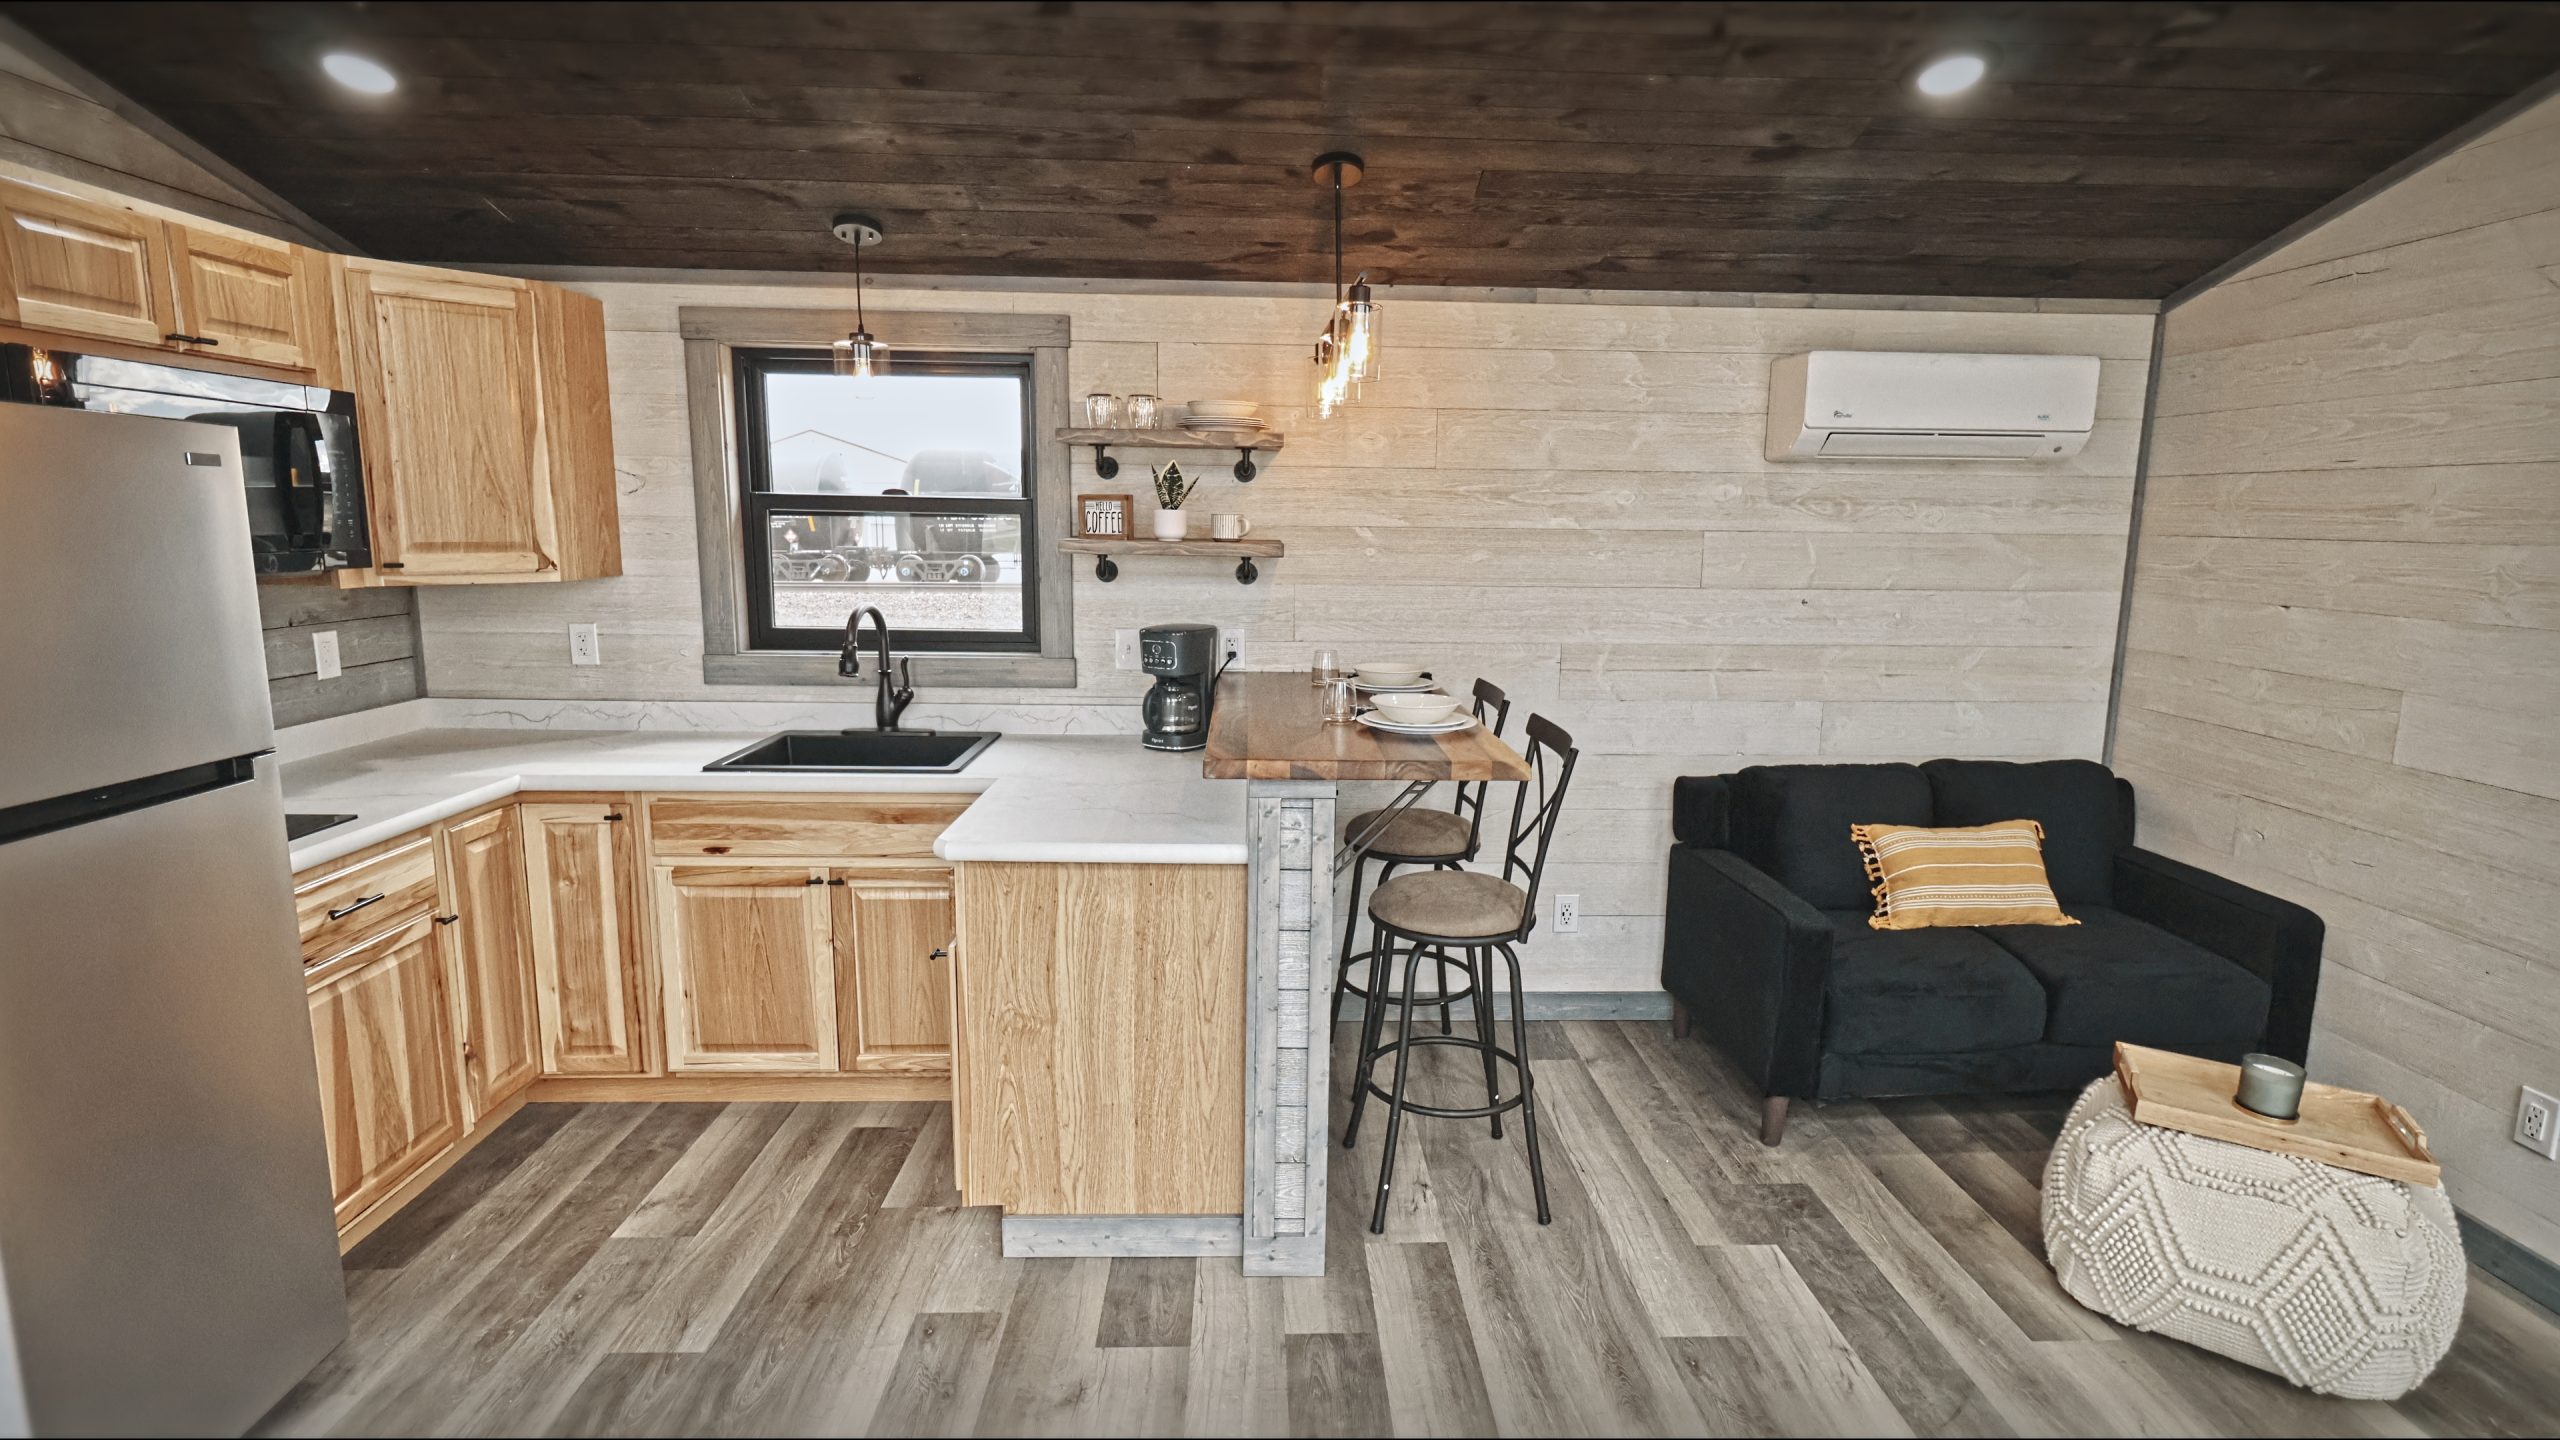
[655,864,839,1072]
[439,807,541,1119]
[521,801,651,1076]
[163,225,324,370]
[306,912,465,1228]
[0,181,176,346]
[836,868,956,1074]
[336,262,620,587]
[341,263,549,578]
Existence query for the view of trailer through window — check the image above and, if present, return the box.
[735,349,1035,651]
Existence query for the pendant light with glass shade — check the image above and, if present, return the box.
[1309,153,1379,418]
[829,213,887,378]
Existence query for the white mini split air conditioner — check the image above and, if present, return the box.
[1765,351,2103,460]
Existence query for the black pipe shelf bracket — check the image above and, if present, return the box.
[1056,427,1284,484]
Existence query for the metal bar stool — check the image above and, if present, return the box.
[1344,713,1579,1234]
[1330,679,1513,1037]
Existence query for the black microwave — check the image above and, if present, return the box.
[0,343,370,573]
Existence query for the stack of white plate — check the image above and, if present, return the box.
[1180,401,1266,438]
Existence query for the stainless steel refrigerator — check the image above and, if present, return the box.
[0,405,347,1435]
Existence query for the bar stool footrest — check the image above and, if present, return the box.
[1354,1034,1532,1120]
[1336,949,1480,1010]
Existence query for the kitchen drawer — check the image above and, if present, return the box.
[645,795,972,862]
[296,832,439,964]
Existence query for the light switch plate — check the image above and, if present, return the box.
[1115,628,1139,670]
[2517,1086,2559,1160]
[311,630,341,680]
[569,623,601,666]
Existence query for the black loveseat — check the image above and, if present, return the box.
[1659,759,2322,1144]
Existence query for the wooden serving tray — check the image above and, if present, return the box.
[2112,1043,2441,1187]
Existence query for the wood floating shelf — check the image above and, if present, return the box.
[1055,427,1285,482]
[1059,534,1284,585]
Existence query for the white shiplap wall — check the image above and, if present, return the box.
[419,280,2155,993]
[2119,91,2560,1262]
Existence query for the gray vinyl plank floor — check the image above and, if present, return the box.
[256,1022,2560,1438]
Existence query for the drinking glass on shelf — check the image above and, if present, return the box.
[1084,392,1119,427]
[1311,648,1339,686]
[1127,393,1161,429]
[1322,674,1356,725]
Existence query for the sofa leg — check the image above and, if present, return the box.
[1669,998,1692,1039]
[1759,1096,1790,1147]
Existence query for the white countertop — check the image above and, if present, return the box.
[279,728,1247,871]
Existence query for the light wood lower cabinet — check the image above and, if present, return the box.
[439,807,541,1118]
[655,864,838,1072]
[521,801,651,1076]
[951,861,1244,1215]
[306,912,465,1229]
[836,868,956,1074]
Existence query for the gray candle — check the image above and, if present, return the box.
[2236,1052,2306,1120]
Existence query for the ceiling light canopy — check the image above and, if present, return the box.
[1914,53,1987,97]
[1310,152,1380,420]
[320,51,397,96]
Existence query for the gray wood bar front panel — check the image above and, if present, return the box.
[1243,778,1335,1277]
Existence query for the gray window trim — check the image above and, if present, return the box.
[682,306,1077,689]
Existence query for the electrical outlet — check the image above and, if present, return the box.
[1554,893,1581,933]
[568,623,601,666]
[2517,1086,2559,1160]
[311,630,341,680]
[1224,628,1246,668]
[1114,628,1140,670]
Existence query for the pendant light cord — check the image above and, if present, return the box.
[1332,165,1344,306]
[854,231,866,334]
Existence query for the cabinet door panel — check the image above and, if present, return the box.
[344,265,549,577]
[837,867,955,1074]
[307,914,463,1228]
[441,807,540,1116]
[0,182,173,345]
[656,864,837,1072]
[167,226,312,368]
[521,802,648,1075]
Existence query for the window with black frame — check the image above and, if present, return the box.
[733,347,1038,653]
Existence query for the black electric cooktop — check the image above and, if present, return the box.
[284,812,357,842]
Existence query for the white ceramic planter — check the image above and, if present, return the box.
[1153,509,1190,541]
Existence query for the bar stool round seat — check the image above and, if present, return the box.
[1367,870,1525,939]
[1340,806,1472,861]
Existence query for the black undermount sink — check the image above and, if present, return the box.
[703,730,997,774]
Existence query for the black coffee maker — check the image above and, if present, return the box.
[1140,622,1220,752]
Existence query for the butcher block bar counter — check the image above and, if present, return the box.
[1205,671,1533,782]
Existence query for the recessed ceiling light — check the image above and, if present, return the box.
[1914,53,1987,97]
[320,52,397,96]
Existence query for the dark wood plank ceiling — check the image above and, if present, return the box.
[15,2,2560,297]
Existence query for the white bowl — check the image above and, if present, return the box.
[1370,691,1461,724]
[1353,662,1426,686]
[1184,400,1263,420]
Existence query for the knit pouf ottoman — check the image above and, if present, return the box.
[2041,1076,2466,1399]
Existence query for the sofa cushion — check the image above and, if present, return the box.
[1820,910,2048,1056]
[1979,906,2270,1049]
[1731,764,1932,910]
[1922,759,2124,906]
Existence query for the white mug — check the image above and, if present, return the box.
[1152,508,1189,541]
[1211,513,1253,541]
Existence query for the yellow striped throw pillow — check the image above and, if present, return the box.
[1849,820,2079,931]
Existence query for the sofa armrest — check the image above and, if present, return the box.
[2113,846,2324,1063]
[1660,845,1833,1098]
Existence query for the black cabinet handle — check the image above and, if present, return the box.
[162,332,220,346]
[603,813,624,822]
[929,947,948,960]
[326,892,386,921]
[434,914,459,926]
